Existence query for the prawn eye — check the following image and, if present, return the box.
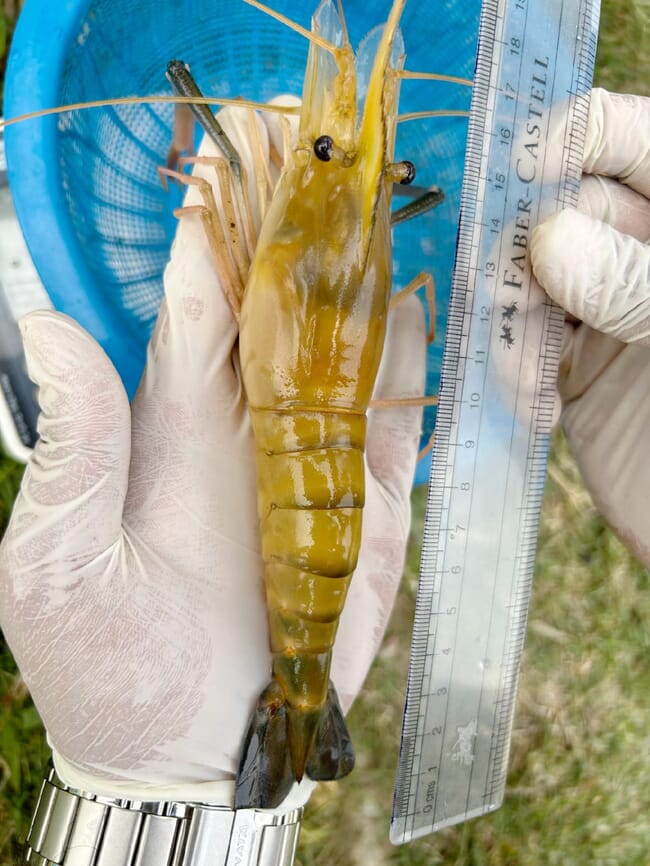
[314,135,334,162]
[387,159,417,185]
[399,160,416,185]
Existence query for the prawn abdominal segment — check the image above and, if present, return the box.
[235,0,408,808]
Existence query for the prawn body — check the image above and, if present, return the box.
[236,0,410,808]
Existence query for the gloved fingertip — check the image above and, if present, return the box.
[20,311,109,386]
[582,89,650,199]
[532,209,650,343]
[366,295,427,506]
[18,310,129,420]
[373,294,427,401]
[530,210,572,297]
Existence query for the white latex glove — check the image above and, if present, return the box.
[0,106,426,807]
[530,89,650,565]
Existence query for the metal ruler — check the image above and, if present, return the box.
[391,0,600,844]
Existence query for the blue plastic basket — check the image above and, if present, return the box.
[4,0,480,483]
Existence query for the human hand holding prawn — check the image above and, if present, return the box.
[0,107,427,810]
[531,89,650,567]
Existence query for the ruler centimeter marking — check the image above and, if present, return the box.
[391,0,600,844]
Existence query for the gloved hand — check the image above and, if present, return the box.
[530,88,650,565]
[0,106,427,807]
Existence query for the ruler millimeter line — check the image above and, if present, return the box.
[391,0,600,844]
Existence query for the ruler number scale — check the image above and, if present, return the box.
[391,0,601,844]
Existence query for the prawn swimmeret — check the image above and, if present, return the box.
[0,0,472,811]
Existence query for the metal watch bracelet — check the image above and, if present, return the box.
[25,769,302,866]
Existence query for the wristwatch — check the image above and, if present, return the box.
[25,769,302,866]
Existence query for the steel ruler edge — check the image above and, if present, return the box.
[391,0,601,844]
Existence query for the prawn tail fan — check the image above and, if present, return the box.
[235,681,354,809]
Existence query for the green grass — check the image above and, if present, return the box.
[0,0,649,862]
[595,0,649,93]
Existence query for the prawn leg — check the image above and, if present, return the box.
[166,60,243,184]
[166,103,195,170]
[418,431,435,462]
[371,394,438,408]
[178,156,254,285]
[165,60,277,218]
[158,165,245,319]
[161,92,276,313]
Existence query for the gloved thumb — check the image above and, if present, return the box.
[530,209,650,346]
[6,311,131,572]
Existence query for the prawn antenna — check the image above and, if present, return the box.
[0,95,301,130]
[398,109,471,124]
[400,70,474,88]
[243,0,339,55]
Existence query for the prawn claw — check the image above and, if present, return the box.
[235,681,355,809]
